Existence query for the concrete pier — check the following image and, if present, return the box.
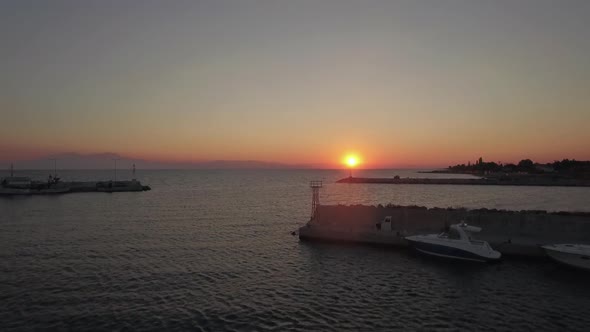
[69,180,151,193]
[299,205,590,257]
[0,180,151,195]
[337,176,590,187]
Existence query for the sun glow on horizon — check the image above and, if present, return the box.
[344,154,360,168]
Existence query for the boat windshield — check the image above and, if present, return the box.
[438,228,461,240]
[448,228,461,239]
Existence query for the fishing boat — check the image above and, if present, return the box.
[1,176,70,195]
[542,244,590,271]
[0,176,33,195]
[405,222,501,262]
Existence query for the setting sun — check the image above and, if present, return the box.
[345,155,359,167]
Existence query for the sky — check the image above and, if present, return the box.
[1,0,589,168]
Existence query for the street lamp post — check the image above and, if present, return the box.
[113,158,120,181]
[50,158,57,177]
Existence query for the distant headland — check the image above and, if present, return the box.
[424,157,590,179]
[1,152,317,170]
[339,157,590,187]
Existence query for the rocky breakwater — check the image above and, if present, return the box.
[298,204,590,257]
[337,176,590,187]
[0,180,151,195]
[69,180,151,193]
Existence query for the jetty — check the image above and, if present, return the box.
[0,177,151,195]
[298,182,590,257]
[1,162,151,196]
[337,176,590,187]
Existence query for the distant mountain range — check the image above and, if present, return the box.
[2,153,316,170]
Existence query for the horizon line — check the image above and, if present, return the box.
[2,167,446,171]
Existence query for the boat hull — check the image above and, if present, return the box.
[406,238,500,262]
[543,246,590,271]
[0,188,31,195]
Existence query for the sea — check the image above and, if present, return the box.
[1,169,590,331]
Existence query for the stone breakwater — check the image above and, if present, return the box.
[298,205,590,257]
[337,176,590,187]
[68,180,151,193]
[0,180,151,195]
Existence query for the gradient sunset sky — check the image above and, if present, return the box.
[2,0,589,168]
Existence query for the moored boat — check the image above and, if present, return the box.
[0,187,31,195]
[0,176,33,195]
[405,223,501,262]
[542,244,590,271]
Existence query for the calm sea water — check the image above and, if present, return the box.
[2,169,590,331]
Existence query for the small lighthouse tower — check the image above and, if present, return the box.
[310,181,322,221]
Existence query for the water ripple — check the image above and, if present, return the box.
[1,170,590,331]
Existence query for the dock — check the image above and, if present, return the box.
[67,180,151,193]
[0,179,151,195]
[299,181,590,257]
[298,204,590,257]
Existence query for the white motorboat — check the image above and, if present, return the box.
[405,223,501,262]
[542,244,590,271]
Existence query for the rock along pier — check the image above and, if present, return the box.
[298,182,590,257]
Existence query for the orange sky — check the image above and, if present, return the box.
[2,1,590,168]
[2,137,588,169]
